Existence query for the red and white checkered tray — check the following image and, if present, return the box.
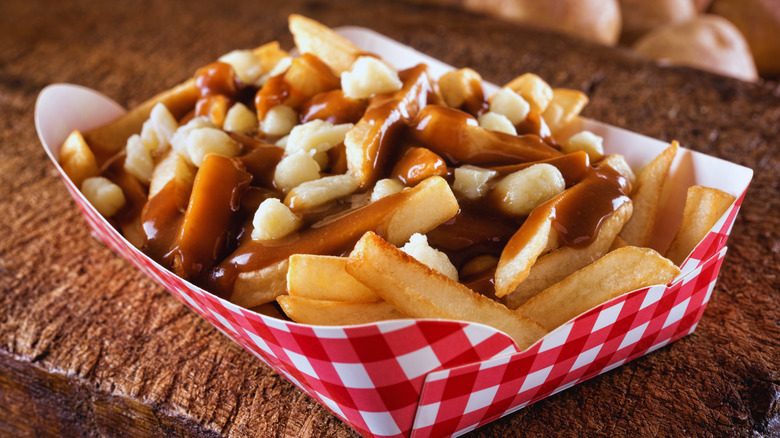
[35,28,753,438]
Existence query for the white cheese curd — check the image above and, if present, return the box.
[453,165,498,200]
[564,130,604,161]
[251,198,302,240]
[341,56,402,99]
[478,112,517,135]
[81,177,126,217]
[489,87,530,125]
[223,102,258,135]
[400,233,459,281]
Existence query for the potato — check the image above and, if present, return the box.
[633,15,758,82]
[712,0,780,76]
[462,0,622,46]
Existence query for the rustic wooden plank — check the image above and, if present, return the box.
[1,0,778,436]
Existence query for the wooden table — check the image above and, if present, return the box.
[1,0,778,436]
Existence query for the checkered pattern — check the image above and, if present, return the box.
[48,149,747,437]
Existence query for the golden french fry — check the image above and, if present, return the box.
[252,41,289,74]
[287,255,379,302]
[504,73,553,114]
[232,259,289,308]
[210,175,459,297]
[256,53,340,119]
[620,141,679,247]
[277,295,406,325]
[518,246,681,332]
[504,201,633,309]
[494,211,557,298]
[541,88,589,135]
[346,232,547,350]
[289,14,362,75]
[345,64,434,189]
[83,79,199,162]
[409,105,562,167]
[84,41,283,162]
[60,130,100,188]
[665,186,735,266]
[169,154,252,280]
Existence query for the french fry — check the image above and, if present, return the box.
[60,130,100,188]
[277,295,406,326]
[232,259,289,308]
[148,148,195,199]
[541,88,589,135]
[289,14,362,75]
[287,255,379,302]
[665,186,735,266]
[494,210,558,298]
[346,232,547,350]
[84,40,285,162]
[252,41,289,75]
[256,53,340,119]
[620,141,679,247]
[518,246,681,332]
[409,105,562,166]
[83,79,199,162]
[169,154,252,280]
[504,201,633,309]
[210,176,459,297]
[345,64,434,189]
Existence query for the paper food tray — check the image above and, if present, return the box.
[35,27,753,438]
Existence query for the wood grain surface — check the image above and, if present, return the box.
[1,0,778,436]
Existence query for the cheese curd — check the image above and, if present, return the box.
[401,233,459,281]
[223,102,258,134]
[124,103,178,184]
[370,178,405,202]
[452,165,498,200]
[341,56,402,99]
[124,134,155,184]
[260,105,298,136]
[186,127,241,167]
[81,177,126,217]
[219,50,264,85]
[492,163,565,216]
[438,68,482,109]
[489,88,530,125]
[478,112,517,135]
[564,130,604,161]
[273,151,321,192]
[251,198,302,240]
[285,119,352,168]
[284,173,360,210]
[171,117,217,165]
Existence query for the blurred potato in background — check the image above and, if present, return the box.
[712,0,780,76]
[406,0,780,81]
[633,15,758,82]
